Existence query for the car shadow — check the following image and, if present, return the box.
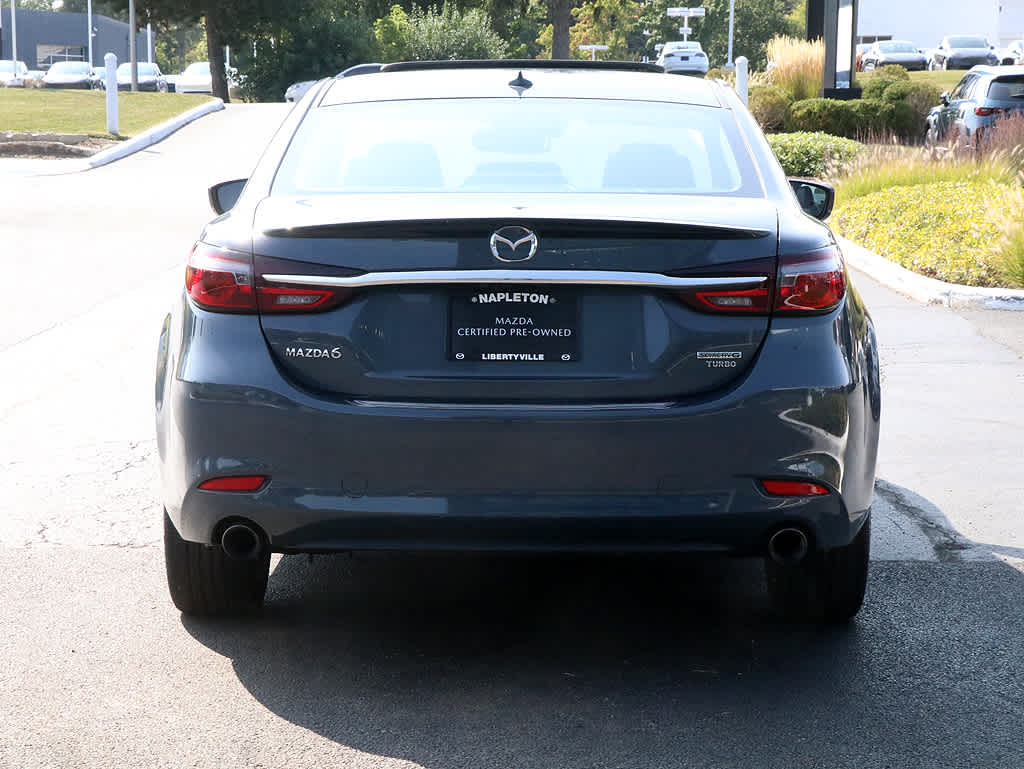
[181,482,1024,768]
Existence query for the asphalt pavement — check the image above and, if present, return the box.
[0,104,1022,768]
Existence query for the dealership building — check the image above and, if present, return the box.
[0,7,150,70]
[858,0,1024,47]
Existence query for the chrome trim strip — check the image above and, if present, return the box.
[261,270,767,290]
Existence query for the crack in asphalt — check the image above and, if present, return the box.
[875,479,975,562]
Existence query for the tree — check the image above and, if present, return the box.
[58,0,127,20]
[108,0,290,101]
[19,0,56,10]
[568,0,640,59]
[373,4,508,62]
[237,2,376,101]
[546,0,575,58]
[688,0,794,69]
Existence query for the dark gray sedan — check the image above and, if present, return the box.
[929,35,999,70]
[861,40,928,71]
[157,61,881,623]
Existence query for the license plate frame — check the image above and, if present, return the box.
[449,286,580,363]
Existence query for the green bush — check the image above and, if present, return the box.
[767,132,864,177]
[860,64,910,99]
[787,97,922,139]
[847,99,895,136]
[787,98,858,136]
[749,84,793,131]
[831,181,1016,287]
[881,80,942,114]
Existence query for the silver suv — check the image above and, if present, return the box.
[926,65,1024,148]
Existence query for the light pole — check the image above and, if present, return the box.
[128,0,136,91]
[10,0,17,72]
[87,0,92,66]
[727,0,736,66]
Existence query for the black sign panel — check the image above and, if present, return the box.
[449,287,579,363]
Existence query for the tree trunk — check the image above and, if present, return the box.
[204,7,230,103]
[549,0,573,59]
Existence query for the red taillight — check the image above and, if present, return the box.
[199,475,268,492]
[775,246,846,313]
[186,242,256,312]
[186,242,351,313]
[975,106,1002,116]
[761,480,830,496]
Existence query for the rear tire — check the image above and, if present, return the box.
[163,511,270,616]
[766,518,870,623]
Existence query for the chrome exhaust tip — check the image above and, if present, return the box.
[767,527,810,566]
[220,523,264,561]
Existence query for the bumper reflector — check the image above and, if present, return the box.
[199,475,268,492]
[761,480,830,496]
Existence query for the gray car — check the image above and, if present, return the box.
[926,65,1024,147]
[157,60,880,623]
[861,40,928,71]
[929,35,999,70]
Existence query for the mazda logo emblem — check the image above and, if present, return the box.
[489,226,538,263]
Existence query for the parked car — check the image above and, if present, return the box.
[0,59,30,87]
[926,65,1024,148]
[997,40,1024,65]
[855,43,871,72]
[656,41,709,75]
[284,79,316,102]
[41,61,93,89]
[89,66,105,89]
[928,36,999,70]
[861,40,928,71]
[174,60,237,94]
[102,62,168,92]
[175,61,212,93]
[158,60,880,623]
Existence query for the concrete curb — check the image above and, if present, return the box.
[85,97,224,169]
[838,236,1024,311]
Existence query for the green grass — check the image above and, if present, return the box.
[832,181,1020,287]
[859,68,965,94]
[0,89,215,139]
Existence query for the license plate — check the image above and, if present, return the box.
[680,56,690,61]
[449,287,579,363]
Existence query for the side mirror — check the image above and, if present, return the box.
[940,91,949,105]
[789,179,834,220]
[208,178,247,215]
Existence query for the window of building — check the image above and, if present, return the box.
[37,45,87,69]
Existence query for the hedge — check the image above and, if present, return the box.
[830,181,1015,287]
[786,97,920,139]
[767,132,864,177]
[749,84,793,131]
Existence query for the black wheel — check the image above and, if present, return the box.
[163,511,270,616]
[766,518,870,623]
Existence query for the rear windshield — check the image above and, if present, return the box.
[989,76,1024,100]
[273,98,761,197]
[948,37,988,48]
[879,42,918,53]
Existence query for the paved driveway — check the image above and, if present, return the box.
[0,105,1022,768]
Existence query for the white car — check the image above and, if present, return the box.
[0,59,30,87]
[656,41,709,75]
[175,61,213,94]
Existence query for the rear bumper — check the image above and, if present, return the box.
[156,292,879,555]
